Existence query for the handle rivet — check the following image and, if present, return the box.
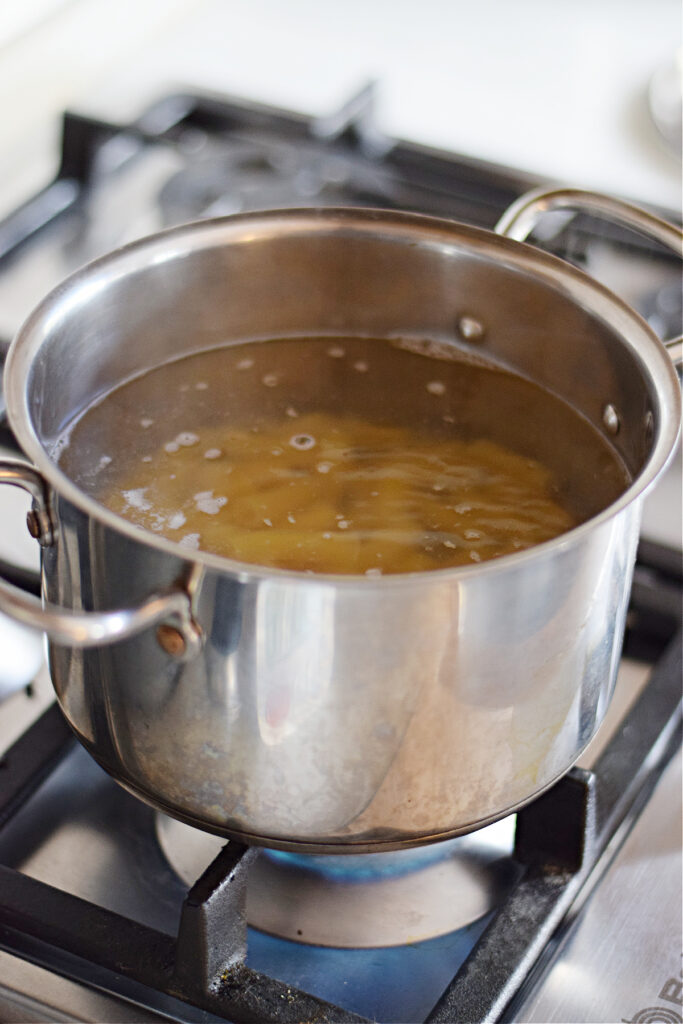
[458,316,485,341]
[26,510,42,539]
[602,404,620,435]
[157,624,187,658]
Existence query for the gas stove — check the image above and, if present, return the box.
[0,87,680,1024]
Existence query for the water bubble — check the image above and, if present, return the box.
[316,461,332,473]
[204,448,222,460]
[140,418,153,428]
[180,384,189,392]
[464,529,481,540]
[365,567,382,577]
[353,360,368,372]
[327,345,345,358]
[426,381,446,396]
[287,514,297,524]
[337,519,350,530]
[443,539,456,549]
[96,455,112,472]
[286,406,298,418]
[271,448,283,456]
[442,414,455,424]
[168,512,187,530]
[322,532,332,540]
[469,550,482,562]
[289,433,316,451]
[263,517,273,527]
[454,503,471,514]
[237,358,254,370]
[262,373,279,387]
[142,455,152,463]
[164,442,179,453]
[176,432,199,447]
[195,381,208,390]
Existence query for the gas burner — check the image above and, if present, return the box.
[157,139,403,222]
[156,814,518,947]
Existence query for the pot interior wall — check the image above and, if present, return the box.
[19,213,662,477]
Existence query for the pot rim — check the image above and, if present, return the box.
[5,206,681,586]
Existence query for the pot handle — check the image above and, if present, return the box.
[0,458,202,658]
[495,186,683,368]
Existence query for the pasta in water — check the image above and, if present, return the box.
[58,336,630,575]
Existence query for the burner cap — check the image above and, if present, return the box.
[156,814,518,948]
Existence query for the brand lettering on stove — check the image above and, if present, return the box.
[622,964,683,1023]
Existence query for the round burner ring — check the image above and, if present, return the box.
[156,814,518,948]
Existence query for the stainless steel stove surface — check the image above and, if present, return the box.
[0,88,681,1024]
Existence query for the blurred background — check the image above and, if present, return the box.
[0,0,680,215]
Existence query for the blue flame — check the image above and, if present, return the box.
[263,838,462,882]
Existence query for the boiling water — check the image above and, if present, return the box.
[58,336,630,574]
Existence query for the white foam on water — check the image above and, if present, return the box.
[193,491,228,515]
[179,533,201,549]
[122,488,151,511]
[167,512,187,530]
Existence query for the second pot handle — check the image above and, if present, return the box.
[495,186,683,367]
[0,458,202,658]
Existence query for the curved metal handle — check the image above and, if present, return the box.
[0,458,202,657]
[496,186,683,371]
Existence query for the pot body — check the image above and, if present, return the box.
[46,489,640,850]
[4,208,680,851]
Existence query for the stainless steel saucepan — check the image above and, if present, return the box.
[0,189,680,852]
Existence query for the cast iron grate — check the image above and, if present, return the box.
[0,540,680,1024]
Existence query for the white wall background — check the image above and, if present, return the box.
[0,0,680,215]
